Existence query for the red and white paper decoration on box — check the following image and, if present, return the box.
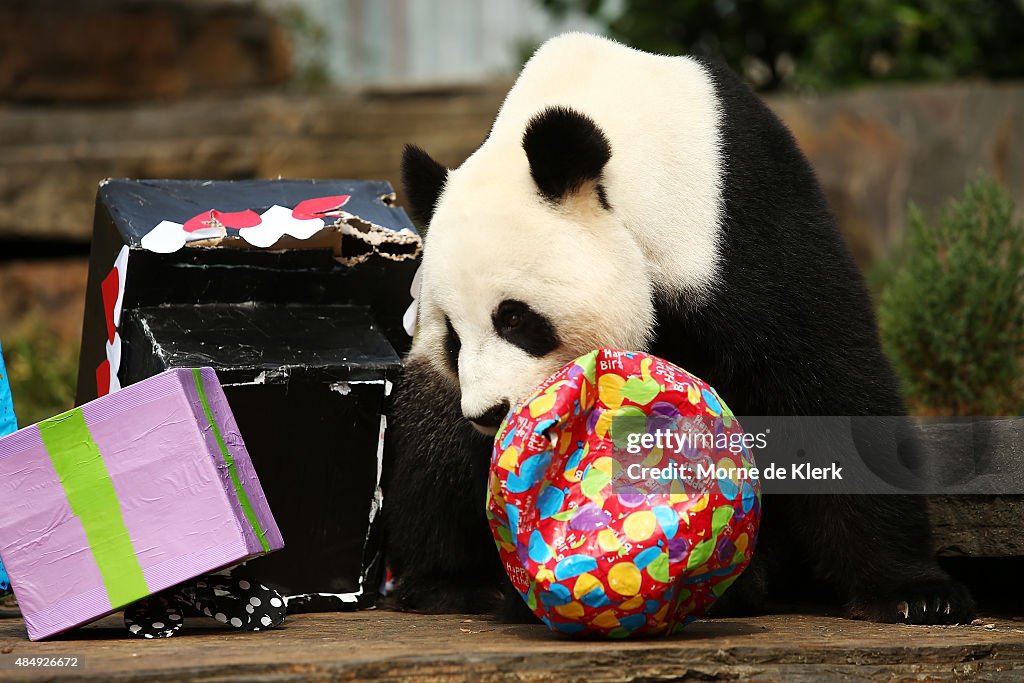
[96,245,129,397]
[139,196,352,254]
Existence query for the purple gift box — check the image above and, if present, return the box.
[0,367,283,640]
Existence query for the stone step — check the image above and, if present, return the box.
[0,610,1020,681]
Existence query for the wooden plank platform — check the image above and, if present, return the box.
[0,610,1022,681]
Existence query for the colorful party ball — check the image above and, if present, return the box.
[486,349,761,637]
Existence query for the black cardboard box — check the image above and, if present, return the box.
[76,179,420,610]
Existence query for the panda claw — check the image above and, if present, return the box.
[851,579,975,625]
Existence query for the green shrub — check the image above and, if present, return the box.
[538,0,1024,91]
[877,175,1024,415]
[2,317,78,427]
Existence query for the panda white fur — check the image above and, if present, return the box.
[383,33,975,624]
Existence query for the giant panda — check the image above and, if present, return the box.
[383,33,975,625]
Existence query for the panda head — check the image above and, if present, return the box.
[403,106,655,434]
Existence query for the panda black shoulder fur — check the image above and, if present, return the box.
[383,33,975,624]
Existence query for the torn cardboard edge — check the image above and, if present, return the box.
[185,211,422,266]
[219,368,393,387]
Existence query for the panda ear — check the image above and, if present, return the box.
[522,106,611,206]
[401,144,448,227]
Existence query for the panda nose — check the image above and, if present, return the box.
[467,401,511,429]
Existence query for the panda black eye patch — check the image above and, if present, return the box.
[492,300,560,357]
[444,316,461,375]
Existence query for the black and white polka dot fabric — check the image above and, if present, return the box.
[123,570,285,638]
[124,593,184,639]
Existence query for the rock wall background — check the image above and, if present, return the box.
[3,82,1022,344]
[3,83,1023,248]
[0,0,290,102]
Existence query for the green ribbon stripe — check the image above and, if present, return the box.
[192,369,270,553]
[38,410,149,609]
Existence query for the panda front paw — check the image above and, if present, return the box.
[848,579,976,625]
[396,578,502,615]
